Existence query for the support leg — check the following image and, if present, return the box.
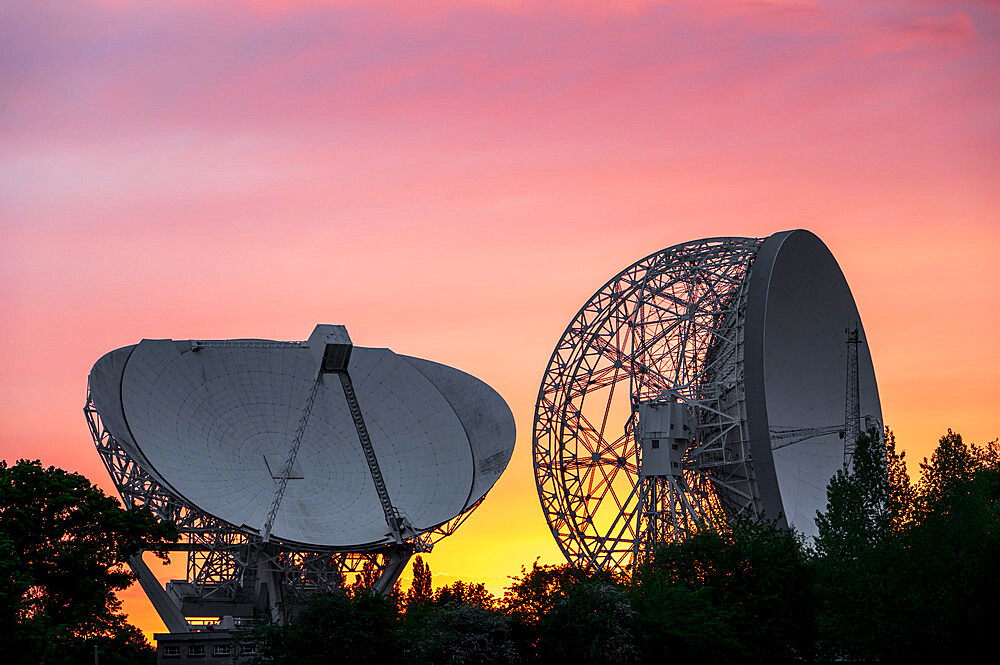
[372,546,412,596]
[128,553,189,633]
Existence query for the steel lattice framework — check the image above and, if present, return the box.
[533,237,765,575]
[85,392,480,624]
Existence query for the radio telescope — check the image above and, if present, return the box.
[85,325,515,630]
[533,230,881,574]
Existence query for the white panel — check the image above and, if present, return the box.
[89,345,139,454]
[401,355,516,510]
[349,348,475,530]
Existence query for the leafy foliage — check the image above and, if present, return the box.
[249,591,401,665]
[628,563,736,664]
[501,561,637,664]
[816,429,913,560]
[0,459,178,664]
[403,602,517,665]
[813,429,914,660]
[432,580,496,610]
[406,555,433,608]
[903,431,1000,661]
[542,578,637,665]
[814,429,999,662]
[634,517,814,664]
[501,560,598,630]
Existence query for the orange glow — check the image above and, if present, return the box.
[2,0,998,643]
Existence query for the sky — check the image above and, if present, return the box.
[2,0,998,641]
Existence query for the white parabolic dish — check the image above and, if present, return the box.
[745,230,881,538]
[88,328,515,549]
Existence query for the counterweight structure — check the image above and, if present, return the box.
[86,325,515,630]
[533,230,881,575]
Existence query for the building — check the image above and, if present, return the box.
[155,630,257,664]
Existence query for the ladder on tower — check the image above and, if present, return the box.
[843,325,861,468]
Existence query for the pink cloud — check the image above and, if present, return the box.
[2,0,996,242]
[868,11,977,54]
[0,0,845,148]
[902,11,977,43]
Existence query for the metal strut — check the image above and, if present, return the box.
[770,424,844,451]
[262,376,322,542]
[337,372,412,542]
[191,340,304,350]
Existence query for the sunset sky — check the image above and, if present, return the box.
[2,0,998,641]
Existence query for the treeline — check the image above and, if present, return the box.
[2,429,996,664]
[246,430,1000,665]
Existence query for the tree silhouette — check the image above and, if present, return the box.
[636,518,814,664]
[814,429,914,661]
[433,581,495,610]
[0,459,177,664]
[905,430,1000,660]
[813,429,1000,662]
[406,555,433,609]
[250,591,400,665]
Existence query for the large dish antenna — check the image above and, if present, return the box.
[86,325,514,629]
[533,230,881,574]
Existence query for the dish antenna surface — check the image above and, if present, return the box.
[533,230,881,574]
[86,325,514,630]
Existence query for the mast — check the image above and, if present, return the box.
[844,324,861,468]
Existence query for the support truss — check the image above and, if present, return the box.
[533,237,764,575]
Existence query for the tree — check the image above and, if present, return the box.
[915,429,992,517]
[347,558,382,593]
[402,569,513,663]
[903,431,1000,660]
[405,555,433,609]
[541,578,637,665]
[345,558,402,605]
[501,560,595,630]
[629,550,739,664]
[815,428,913,559]
[502,561,634,664]
[637,518,815,663]
[249,591,401,665]
[814,428,1000,662]
[0,459,178,664]
[403,603,518,665]
[433,581,496,610]
[813,428,914,661]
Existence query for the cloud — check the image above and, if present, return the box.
[865,11,977,55]
[0,0,837,146]
[194,1,824,20]
[900,11,977,45]
[1,0,995,236]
